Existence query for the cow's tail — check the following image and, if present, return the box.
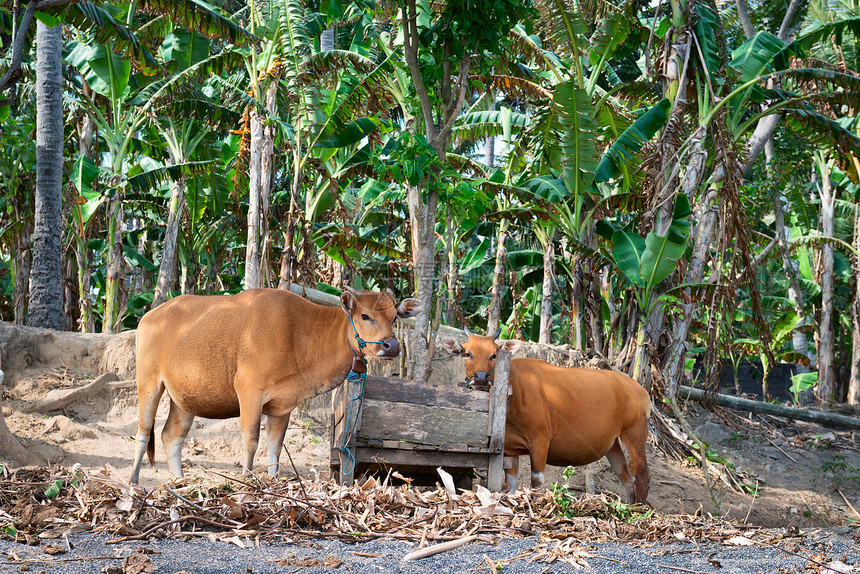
[147,428,155,466]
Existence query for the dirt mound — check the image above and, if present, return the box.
[1,320,858,529]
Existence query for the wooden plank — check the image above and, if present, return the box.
[486,349,511,492]
[333,377,366,487]
[353,447,491,470]
[364,376,489,412]
[439,443,469,452]
[357,399,489,447]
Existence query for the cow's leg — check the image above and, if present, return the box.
[265,412,291,476]
[619,421,650,504]
[605,438,634,501]
[528,439,550,488]
[238,393,264,473]
[505,456,519,493]
[162,399,195,478]
[131,379,165,484]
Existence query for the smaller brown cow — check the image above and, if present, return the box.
[130,287,420,484]
[441,330,651,503]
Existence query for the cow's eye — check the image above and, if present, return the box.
[361,314,370,321]
[490,354,496,361]
[464,352,472,359]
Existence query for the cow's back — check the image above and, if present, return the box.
[507,358,650,466]
[136,290,330,419]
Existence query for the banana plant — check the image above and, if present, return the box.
[606,194,692,381]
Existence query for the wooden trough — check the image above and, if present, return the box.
[330,352,511,491]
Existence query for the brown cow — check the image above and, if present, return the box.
[130,287,420,484]
[441,330,651,503]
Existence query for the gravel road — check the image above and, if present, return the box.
[1,527,857,574]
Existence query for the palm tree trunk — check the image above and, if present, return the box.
[539,230,555,344]
[27,21,65,330]
[152,177,186,308]
[487,224,508,336]
[817,159,836,403]
[408,184,437,381]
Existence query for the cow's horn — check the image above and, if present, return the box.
[491,327,501,339]
[463,325,473,338]
[386,288,395,299]
[343,286,359,295]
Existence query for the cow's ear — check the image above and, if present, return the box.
[501,340,522,354]
[396,298,422,318]
[341,291,355,313]
[440,338,464,355]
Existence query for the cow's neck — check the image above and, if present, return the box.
[311,308,366,396]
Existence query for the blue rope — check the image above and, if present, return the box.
[338,314,384,477]
[465,363,496,387]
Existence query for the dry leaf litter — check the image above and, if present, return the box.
[2,464,854,571]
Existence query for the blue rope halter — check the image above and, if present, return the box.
[338,315,384,477]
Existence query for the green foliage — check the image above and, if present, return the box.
[551,482,653,523]
[43,479,63,499]
[819,455,860,489]
[610,194,691,310]
[789,371,817,405]
[595,99,671,184]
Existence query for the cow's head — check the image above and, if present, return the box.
[341,287,421,359]
[441,327,521,390]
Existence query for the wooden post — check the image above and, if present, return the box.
[487,349,511,491]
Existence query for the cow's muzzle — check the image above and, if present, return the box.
[468,370,491,391]
[375,337,401,358]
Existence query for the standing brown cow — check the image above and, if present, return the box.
[442,330,651,503]
[130,287,420,484]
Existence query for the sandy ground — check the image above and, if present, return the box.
[1,321,859,530]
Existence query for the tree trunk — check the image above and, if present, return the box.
[817,159,836,403]
[774,186,809,363]
[244,84,276,290]
[570,258,584,351]
[244,109,267,290]
[681,385,860,429]
[27,21,65,331]
[74,78,95,332]
[601,267,618,360]
[445,210,459,326]
[487,226,508,336]
[484,99,496,169]
[63,255,78,331]
[74,244,94,332]
[407,184,438,381]
[850,205,860,405]
[152,177,186,308]
[13,234,30,324]
[103,190,125,334]
[539,230,555,344]
[660,129,712,396]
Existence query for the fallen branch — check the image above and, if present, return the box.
[22,375,133,413]
[401,534,479,561]
[679,386,860,430]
